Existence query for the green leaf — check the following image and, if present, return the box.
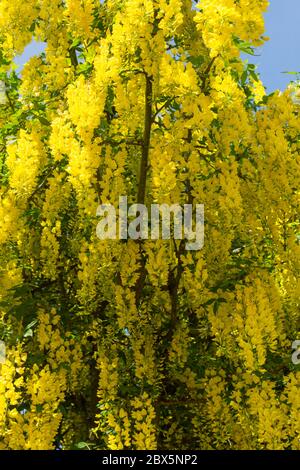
[282,71,300,75]
[187,55,204,68]
[37,116,51,126]
[70,38,81,49]
[234,37,256,56]
[250,70,259,82]
[23,329,33,338]
[76,442,89,449]
[241,70,248,85]
[213,298,226,314]
[26,320,38,328]
[77,62,93,77]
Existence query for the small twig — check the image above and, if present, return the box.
[100,137,143,147]
[69,47,78,69]
[152,96,177,121]
[201,55,218,92]
[27,164,59,203]
[137,74,153,205]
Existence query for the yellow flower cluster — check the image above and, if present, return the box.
[0,0,299,452]
[131,393,157,450]
[6,130,45,198]
[194,0,268,58]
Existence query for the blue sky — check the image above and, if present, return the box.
[250,0,300,91]
[14,0,300,92]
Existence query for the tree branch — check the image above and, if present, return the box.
[201,55,218,92]
[137,74,153,205]
[69,47,78,69]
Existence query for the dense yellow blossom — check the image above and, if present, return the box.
[0,0,299,451]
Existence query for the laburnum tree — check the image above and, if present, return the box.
[0,0,299,450]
